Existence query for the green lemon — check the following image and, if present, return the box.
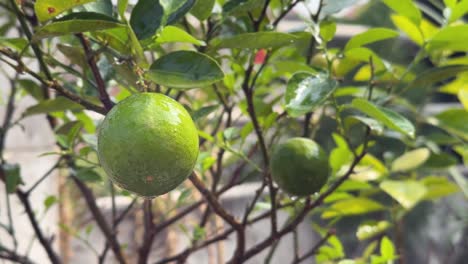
[270,137,329,196]
[97,93,199,197]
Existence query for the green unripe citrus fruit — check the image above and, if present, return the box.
[270,137,329,196]
[97,93,199,197]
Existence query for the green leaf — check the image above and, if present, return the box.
[271,60,317,76]
[427,25,468,52]
[383,0,422,25]
[75,167,102,182]
[391,148,430,172]
[454,145,468,165]
[18,79,44,101]
[118,0,129,19]
[321,197,385,219]
[449,167,468,198]
[33,12,124,40]
[448,0,468,23]
[57,44,86,68]
[192,105,219,121]
[34,0,96,22]
[345,28,399,51]
[380,180,427,209]
[192,225,206,242]
[223,0,264,14]
[146,51,224,89]
[344,47,386,71]
[433,109,468,140]
[356,221,391,241]
[351,154,388,181]
[163,0,195,24]
[345,115,384,135]
[422,176,459,200]
[176,188,192,206]
[459,89,468,110]
[337,180,373,191]
[210,32,297,50]
[330,134,354,176]
[320,21,337,42]
[24,97,85,116]
[81,0,113,16]
[130,0,164,40]
[2,163,22,194]
[409,65,468,88]
[391,14,423,45]
[130,0,194,40]
[44,195,58,211]
[0,37,28,52]
[380,236,396,260]
[351,98,415,138]
[155,26,205,46]
[191,0,215,20]
[285,72,338,118]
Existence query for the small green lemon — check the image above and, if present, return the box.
[97,93,199,197]
[270,137,329,196]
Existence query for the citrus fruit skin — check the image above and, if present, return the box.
[97,93,199,197]
[270,137,329,196]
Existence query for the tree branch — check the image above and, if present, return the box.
[77,33,114,110]
[16,190,61,264]
[72,177,127,264]
[189,173,245,262]
[293,230,334,264]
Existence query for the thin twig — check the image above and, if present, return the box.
[77,33,114,110]
[16,190,61,264]
[26,159,61,195]
[138,199,156,264]
[189,173,245,262]
[72,177,127,264]
[293,230,334,264]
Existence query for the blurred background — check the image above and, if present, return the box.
[1,0,467,263]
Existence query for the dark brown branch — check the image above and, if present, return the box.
[0,76,18,160]
[0,245,35,264]
[77,34,114,110]
[238,149,368,262]
[189,173,245,262]
[72,177,127,264]
[272,0,302,27]
[253,0,272,30]
[99,198,137,264]
[16,190,61,264]
[25,159,61,195]
[0,49,107,114]
[138,199,156,264]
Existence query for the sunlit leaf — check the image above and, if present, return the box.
[345,28,399,51]
[211,32,297,50]
[285,72,338,117]
[351,98,415,138]
[191,0,215,20]
[33,12,124,40]
[34,0,96,22]
[321,198,385,219]
[356,221,391,241]
[391,148,430,172]
[422,176,459,200]
[155,26,205,46]
[383,0,422,25]
[380,180,427,209]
